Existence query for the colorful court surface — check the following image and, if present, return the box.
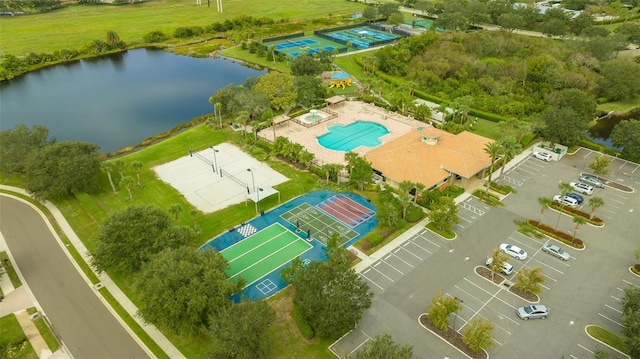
[200,190,377,300]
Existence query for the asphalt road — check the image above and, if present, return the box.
[0,195,149,359]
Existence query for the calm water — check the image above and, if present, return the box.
[588,109,640,149]
[318,121,389,151]
[0,49,266,153]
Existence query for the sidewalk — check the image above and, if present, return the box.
[0,186,184,359]
[0,242,57,359]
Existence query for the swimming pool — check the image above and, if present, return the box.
[317,121,389,152]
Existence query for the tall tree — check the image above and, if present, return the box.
[285,248,372,339]
[253,72,297,111]
[168,203,183,223]
[130,160,144,188]
[0,124,53,174]
[23,141,101,201]
[514,267,545,296]
[588,155,611,178]
[599,58,640,101]
[426,290,463,332]
[588,196,604,220]
[349,156,374,191]
[488,248,509,281]
[555,182,574,229]
[91,205,186,274]
[113,159,126,179]
[136,247,242,336]
[208,299,275,359]
[611,120,640,162]
[497,136,521,182]
[101,161,118,193]
[119,176,135,200]
[462,317,495,353]
[429,197,459,233]
[537,197,552,226]
[484,141,502,194]
[572,216,586,244]
[348,333,413,359]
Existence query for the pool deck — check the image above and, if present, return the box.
[258,101,426,165]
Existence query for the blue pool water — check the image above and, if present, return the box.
[317,121,389,151]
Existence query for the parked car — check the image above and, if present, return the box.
[580,175,604,188]
[569,182,594,195]
[565,192,584,204]
[499,243,527,260]
[553,195,578,208]
[542,243,570,261]
[485,257,514,275]
[517,305,549,320]
[532,151,552,162]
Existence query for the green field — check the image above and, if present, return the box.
[0,0,364,56]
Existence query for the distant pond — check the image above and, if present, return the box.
[588,109,640,150]
[0,49,267,153]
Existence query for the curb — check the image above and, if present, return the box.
[417,313,489,359]
[584,325,630,359]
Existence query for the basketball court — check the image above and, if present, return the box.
[153,143,288,213]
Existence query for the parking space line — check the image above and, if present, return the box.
[453,285,486,305]
[393,246,420,263]
[607,198,625,205]
[459,216,473,224]
[382,256,405,275]
[371,263,396,282]
[611,295,621,302]
[605,304,622,314]
[598,313,623,327]
[530,259,565,275]
[622,280,639,288]
[359,271,383,290]
[349,333,371,354]
[491,337,503,346]
[578,344,594,355]
[415,232,441,247]
[405,240,432,254]
[459,286,503,331]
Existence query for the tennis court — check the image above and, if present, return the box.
[320,26,400,49]
[281,203,359,247]
[200,190,378,300]
[264,35,346,59]
[222,223,312,286]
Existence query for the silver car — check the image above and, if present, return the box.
[579,175,604,188]
[569,181,593,195]
[517,305,549,320]
[543,243,570,261]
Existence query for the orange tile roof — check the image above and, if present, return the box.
[365,127,494,188]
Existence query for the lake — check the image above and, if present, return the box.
[0,49,267,153]
[588,109,640,150]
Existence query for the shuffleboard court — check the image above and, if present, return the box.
[221,223,312,286]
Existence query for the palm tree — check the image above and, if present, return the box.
[101,161,117,193]
[537,197,551,227]
[235,111,250,138]
[588,196,604,220]
[130,161,143,188]
[413,182,425,205]
[168,204,183,223]
[190,209,200,234]
[119,176,135,200]
[498,137,521,183]
[105,30,121,47]
[113,159,126,178]
[572,216,587,244]
[398,180,414,219]
[558,182,573,200]
[484,142,503,194]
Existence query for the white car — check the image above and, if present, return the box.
[485,257,514,275]
[532,151,552,162]
[553,195,578,208]
[499,243,527,260]
[570,181,594,195]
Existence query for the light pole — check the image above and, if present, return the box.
[255,187,263,213]
[453,297,463,332]
[210,146,219,175]
[246,168,255,193]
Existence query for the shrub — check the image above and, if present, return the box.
[549,201,603,225]
[633,264,640,275]
[405,205,425,223]
[292,305,314,340]
[472,189,503,207]
[527,220,585,248]
[367,233,384,247]
[143,30,168,43]
[489,181,516,195]
[174,26,204,38]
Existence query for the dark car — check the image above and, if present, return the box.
[566,192,584,204]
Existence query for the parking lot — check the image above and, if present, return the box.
[335,149,640,359]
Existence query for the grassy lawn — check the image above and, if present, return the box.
[0,0,364,56]
[25,308,60,353]
[0,251,22,290]
[586,325,627,354]
[597,96,640,114]
[0,314,37,359]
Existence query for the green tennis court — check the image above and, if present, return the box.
[222,223,312,286]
